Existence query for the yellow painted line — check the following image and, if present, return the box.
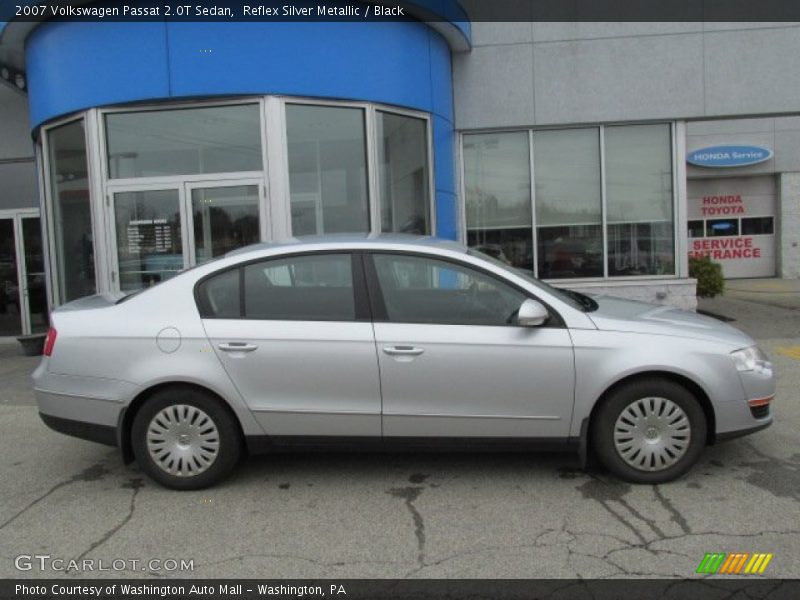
[758,554,774,574]
[776,346,800,360]
[744,554,759,574]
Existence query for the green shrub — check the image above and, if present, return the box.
[689,256,725,298]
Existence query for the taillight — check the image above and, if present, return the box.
[43,327,57,357]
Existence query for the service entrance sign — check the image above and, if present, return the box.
[687,176,776,278]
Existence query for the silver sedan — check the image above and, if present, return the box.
[33,235,775,489]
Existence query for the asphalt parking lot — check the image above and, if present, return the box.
[1,290,799,580]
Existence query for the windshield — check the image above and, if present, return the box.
[467,248,598,312]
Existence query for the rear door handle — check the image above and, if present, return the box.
[383,346,425,356]
[218,342,258,352]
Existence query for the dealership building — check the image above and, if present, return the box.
[1,3,800,338]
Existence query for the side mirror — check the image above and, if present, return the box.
[517,299,549,327]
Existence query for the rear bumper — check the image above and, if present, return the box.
[39,413,117,446]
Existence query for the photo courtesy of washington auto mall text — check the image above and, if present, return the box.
[3,0,800,599]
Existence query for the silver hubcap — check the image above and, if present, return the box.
[614,397,691,472]
[147,405,220,477]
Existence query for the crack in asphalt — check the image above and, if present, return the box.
[653,485,691,535]
[387,486,426,566]
[0,458,113,532]
[67,478,144,573]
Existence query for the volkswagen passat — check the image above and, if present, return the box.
[33,235,774,489]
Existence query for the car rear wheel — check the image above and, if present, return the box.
[591,378,707,484]
[131,387,242,490]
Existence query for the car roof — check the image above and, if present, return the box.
[225,233,468,258]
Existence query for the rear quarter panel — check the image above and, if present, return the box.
[46,280,265,437]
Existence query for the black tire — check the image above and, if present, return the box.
[591,378,707,484]
[131,386,242,490]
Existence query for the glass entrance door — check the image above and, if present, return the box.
[111,188,186,292]
[21,216,48,333]
[186,182,261,266]
[109,180,264,292]
[0,212,45,336]
[0,218,20,336]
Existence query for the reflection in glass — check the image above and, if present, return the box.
[114,190,183,291]
[377,112,430,234]
[0,219,20,336]
[192,186,260,265]
[464,132,533,271]
[48,120,96,302]
[534,128,602,278]
[22,218,48,333]
[286,105,369,235]
[106,104,262,178]
[706,219,739,237]
[606,124,674,276]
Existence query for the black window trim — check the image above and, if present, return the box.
[363,250,566,329]
[194,250,371,322]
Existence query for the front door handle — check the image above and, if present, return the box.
[218,342,258,352]
[383,346,425,356]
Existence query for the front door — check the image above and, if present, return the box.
[0,211,45,336]
[200,252,381,437]
[185,181,263,266]
[367,252,575,439]
[109,180,265,291]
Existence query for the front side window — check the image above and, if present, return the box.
[105,104,262,178]
[372,254,526,326]
[47,120,96,302]
[464,132,533,271]
[605,124,674,276]
[244,253,354,321]
[286,105,369,236]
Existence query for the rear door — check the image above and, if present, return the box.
[199,252,381,437]
[367,252,575,439]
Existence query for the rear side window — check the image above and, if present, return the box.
[196,268,241,318]
[243,253,355,321]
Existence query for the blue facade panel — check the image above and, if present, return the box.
[25,15,459,239]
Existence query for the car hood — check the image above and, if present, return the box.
[586,295,754,347]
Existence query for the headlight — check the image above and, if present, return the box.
[731,345,770,372]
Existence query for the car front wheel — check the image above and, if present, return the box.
[591,378,707,484]
[131,387,242,490]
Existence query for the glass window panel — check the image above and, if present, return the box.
[191,185,260,265]
[243,254,354,321]
[377,111,430,234]
[533,128,602,278]
[688,220,704,238]
[196,268,241,319]
[706,218,739,237]
[105,104,262,178]
[741,217,774,235]
[605,124,674,276]
[464,132,532,271]
[113,190,183,291]
[286,105,369,235]
[47,120,96,302]
[373,254,526,326]
[22,217,48,333]
[0,219,20,336]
